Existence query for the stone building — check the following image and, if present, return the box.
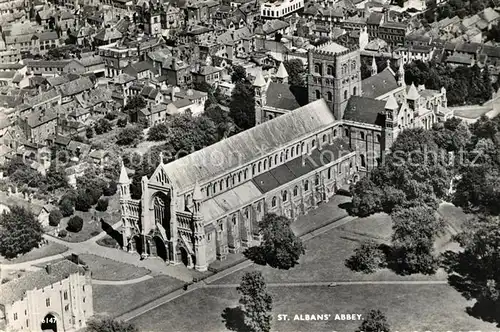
[0,259,93,332]
[119,99,358,271]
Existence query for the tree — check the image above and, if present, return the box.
[75,190,92,212]
[231,65,247,84]
[193,81,212,93]
[346,241,386,273]
[48,209,63,227]
[391,206,445,275]
[442,216,500,324]
[283,59,305,87]
[86,318,139,332]
[356,310,391,332]
[237,271,273,332]
[255,213,305,269]
[67,216,83,232]
[94,118,113,135]
[105,111,118,121]
[44,165,69,191]
[103,181,118,196]
[86,126,94,139]
[116,126,143,146]
[124,96,146,114]
[0,206,43,259]
[59,197,74,217]
[96,198,109,212]
[229,82,255,130]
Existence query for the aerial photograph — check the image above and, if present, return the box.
[0,0,499,330]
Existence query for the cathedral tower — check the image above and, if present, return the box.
[382,94,398,153]
[253,70,268,125]
[192,181,207,271]
[307,42,362,120]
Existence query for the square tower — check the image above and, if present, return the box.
[307,42,362,120]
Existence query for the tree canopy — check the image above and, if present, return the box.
[229,81,255,130]
[237,271,273,332]
[116,126,143,146]
[0,206,43,259]
[86,318,139,332]
[356,310,391,332]
[283,59,305,87]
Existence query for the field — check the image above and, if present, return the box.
[92,275,185,318]
[338,212,392,242]
[131,284,495,332]
[0,242,67,264]
[77,254,150,281]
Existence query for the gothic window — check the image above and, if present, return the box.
[285,149,289,160]
[252,164,256,175]
[226,177,231,187]
[213,183,217,193]
[322,134,327,142]
[206,185,210,196]
[291,148,294,157]
[274,154,278,165]
[333,129,337,137]
[263,159,267,170]
[314,64,320,74]
[280,152,284,162]
[219,180,223,191]
[312,139,316,147]
[315,90,321,99]
[327,91,332,101]
[361,154,366,168]
[258,161,262,172]
[301,142,305,152]
[345,128,349,137]
[344,90,348,100]
[293,186,298,196]
[360,132,365,140]
[315,174,320,185]
[282,191,288,202]
[296,145,300,155]
[268,156,272,168]
[377,134,381,143]
[304,180,309,191]
[327,65,334,75]
[351,60,356,70]
[327,167,332,179]
[272,196,277,207]
[353,86,357,96]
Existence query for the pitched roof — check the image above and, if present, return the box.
[343,96,386,125]
[367,12,383,25]
[252,70,266,87]
[407,83,420,100]
[361,68,399,99]
[385,94,398,110]
[0,260,85,306]
[24,109,58,128]
[59,76,94,97]
[265,82,305,110]
[275,62,288,79]
[160,99,336,191]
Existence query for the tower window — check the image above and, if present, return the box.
[282,191,288,202]
[323,134,327,142]
[353,86,357,96]
[272,197,277,207]
[314,64,321,74]
[327,65,334,75]
[304,180,309,191]
[361,154,366,168]
[360,132,365,140]
[344,90,348,100]
[293,186,298,196]
[327,91,332,101]
[315,90,321,99]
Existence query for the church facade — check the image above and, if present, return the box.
[118,41,453,271]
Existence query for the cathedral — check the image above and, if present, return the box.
[118,41,453,271]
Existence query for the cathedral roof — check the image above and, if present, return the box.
[160,99,336,192]
[407,83,420,100]
[361,67,399,99]
[119,160,130,184]
[193,181,203,201]
[344,96,386,126]
[385,94,398,110]
[275,62,288,79]
[265,83,306,111]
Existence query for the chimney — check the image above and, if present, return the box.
[45,264,52,274]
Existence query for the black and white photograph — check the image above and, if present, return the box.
[0,0,499,330]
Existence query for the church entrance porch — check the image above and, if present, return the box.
[132,235,143,255]
[153,236,168,261]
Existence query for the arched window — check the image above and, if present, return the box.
[296,145,300,155]
[304,180,309,191]
[314,64,320,74]
[361,154,366,167]
[351,60,356,70]
[301,142,305,152]
[333,129,337,137]
[213,183,217,193]
[353,86,357,96]
[263,159,267,170]
[233,174,237,184]
[268,156,272,168]
[285,149,289,160]
[322,134,327,142]
[327,91,332,101]
[219,180,223,191]
[206,185,210,196]
[360,132,365,140]
[293,186,298,196]
[327,167,331,179]
[282,191,288,202]
[258,161,262,172]
[315,174,320,185]
[244,169,248,179]
[252,164,256,175]
[274,154,278,165]
[327,65,334,75]
[291,148,294,157]
[271,196,277,207]
[315,90,321,99]
[280,152,283,162]
[312,139,316,147]
[238,172,242,182]
[226,177,231,187]
[344,90,348,100]
[376,134,381,143]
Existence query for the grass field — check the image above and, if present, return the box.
[338,213,392,241]
[93,275,185,318]
[0,242,67,264]
[78,254,150,281]
[131,284,495,332]
[213,228,448,285]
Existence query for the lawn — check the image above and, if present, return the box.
[438,202,472,233]
[291,195,351,236]
[131,284,496,332]
[338,213,392,242]
[92,275,185,318]
[78,254,150,281]
[213,228,448,285]
[453,107,491,119]
[0,242,68,264]
[47,194,121,243]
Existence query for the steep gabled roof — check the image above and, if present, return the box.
[344,96,385,126]
[361,67,399,99]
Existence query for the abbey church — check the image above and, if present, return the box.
[118,41,453,271]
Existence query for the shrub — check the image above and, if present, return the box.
[96,198,109,212]
[58,229,67,238]
[117,117,128,127]
[67,216,83,232]
[48,209,63,227]
[98,236,119,248]
[105,111,118,121]
[345,241,387,273]
[75,191,92,212]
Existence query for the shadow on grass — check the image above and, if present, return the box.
[100,219,123,247]
[338,201,353,214]
[243,247,267,266]
[222,306,250,332]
